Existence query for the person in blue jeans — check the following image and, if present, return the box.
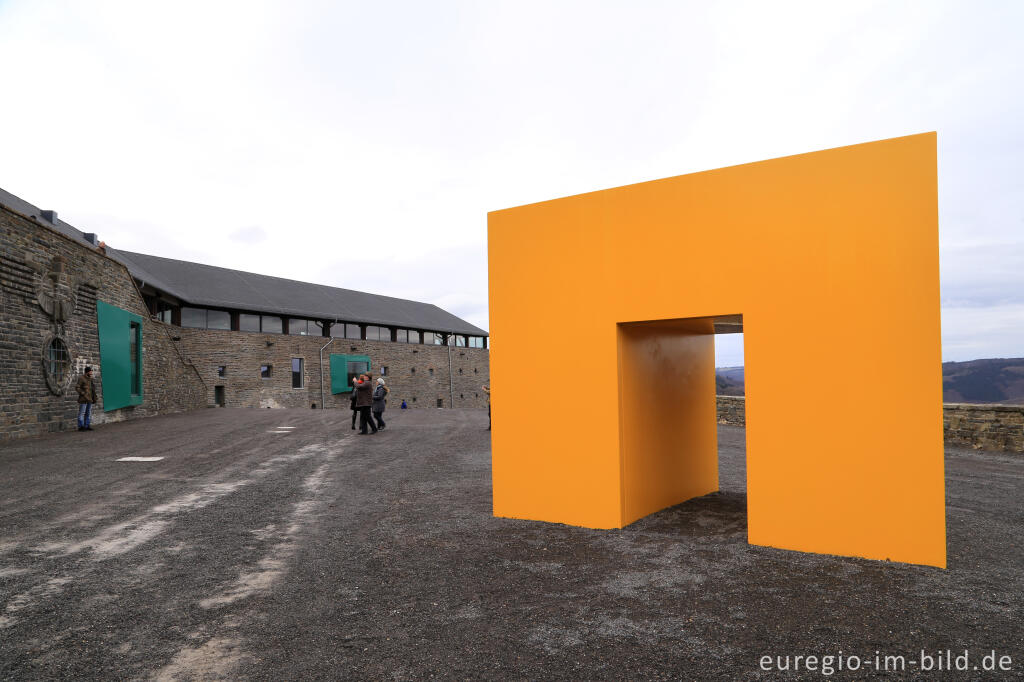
[76,366,97,431]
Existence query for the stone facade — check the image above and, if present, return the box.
[943,403,1024,453]
[177,328,490,411]
[1,205,206,441]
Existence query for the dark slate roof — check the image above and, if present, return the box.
[0,187,487,336]
[110,249,487,335]
[0,187,96,246]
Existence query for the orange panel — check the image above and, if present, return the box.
[488,133,945,567]
[618,319,719,525]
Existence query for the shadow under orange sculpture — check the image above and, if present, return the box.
[487,133,945,568]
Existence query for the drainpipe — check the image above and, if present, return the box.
[447,332,455,408]
[319,334,336,410]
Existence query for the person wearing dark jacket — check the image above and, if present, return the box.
[350,384,358,430]
[76,366,97,431]
[353,374,377,434]
[372,378,389,430]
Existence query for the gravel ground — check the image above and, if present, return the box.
[0,408,1021,680]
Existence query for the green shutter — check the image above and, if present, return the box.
[329,354,349,394]
[329,354,372,394]
[96,300,144,410]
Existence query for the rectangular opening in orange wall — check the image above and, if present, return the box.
[617,315,741,525]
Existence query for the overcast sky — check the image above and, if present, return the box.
[1,1,1021,365]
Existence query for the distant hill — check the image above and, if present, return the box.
[715,358,1024,405]
[715,368,745,396]
[942,358,1024,404]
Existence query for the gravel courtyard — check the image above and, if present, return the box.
[1,408,1021,680]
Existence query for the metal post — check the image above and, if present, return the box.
[447,332,455,408]
[319,334,335,410]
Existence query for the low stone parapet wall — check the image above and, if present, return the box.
[943,403,1024,453]
[716,395,746,427]
[715,396,1024,453]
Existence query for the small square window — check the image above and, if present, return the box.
[217,366,226,377]
[381,366,388,376]
[411,367,416,374]
[261,364,272,379]
[428,368,434,377]
[458,368,463,375]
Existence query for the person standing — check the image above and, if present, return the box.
[482,384,490,431]
[353,373,377,435]
[372,377,389,430]
[76,366,97,431]
[350,382,359,430]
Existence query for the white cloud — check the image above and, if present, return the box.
[1,0,1021,354]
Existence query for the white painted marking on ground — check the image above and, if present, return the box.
[1,576,73,629]
[266,430,292,434]
[116,457,165,462]
[275,426,296,429]
[200,458,337,609]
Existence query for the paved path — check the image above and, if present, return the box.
[1,409,1021,680]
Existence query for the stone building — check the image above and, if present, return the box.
[0,187,489,441]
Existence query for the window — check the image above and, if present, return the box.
[156,302,174,324]
[207,310,230,330]
[434,333,445,345]
[217,365,226,377]
[240,314,260,332]
[395,329,408,343]
[381,366,388,376]
[129,322,141,395]
[468,336,485,349]
[455,335,467,347]
[458,368,463,375]
[45,337,70,391]
[181,307,206,328]
[288,319,310,335]
[345,324,361,340]
[292,358,304,389]
[365,325,389,341]
[262,315,282,334]
[408,330,420,344]
[261,364,272,379]
[181,307,230,330]
[411,367,416,374]
[428,368,434,377]
[346,359,369,388]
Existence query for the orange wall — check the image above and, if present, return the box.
[618,319,719,524]
[488,133,945,567]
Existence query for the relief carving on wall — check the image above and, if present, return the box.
[36,255,78,330]
[36,256,79,395]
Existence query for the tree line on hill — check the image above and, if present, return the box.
[715,358,1024,405]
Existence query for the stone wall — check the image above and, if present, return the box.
[716,395,746,427]
[715,396,1024,453]
[175,324,490,412]
[943,403,1024,453]
[1,205,206,441]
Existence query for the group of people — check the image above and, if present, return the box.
[350,374,388,435]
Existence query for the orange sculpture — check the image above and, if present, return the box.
[488,133,945,567]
